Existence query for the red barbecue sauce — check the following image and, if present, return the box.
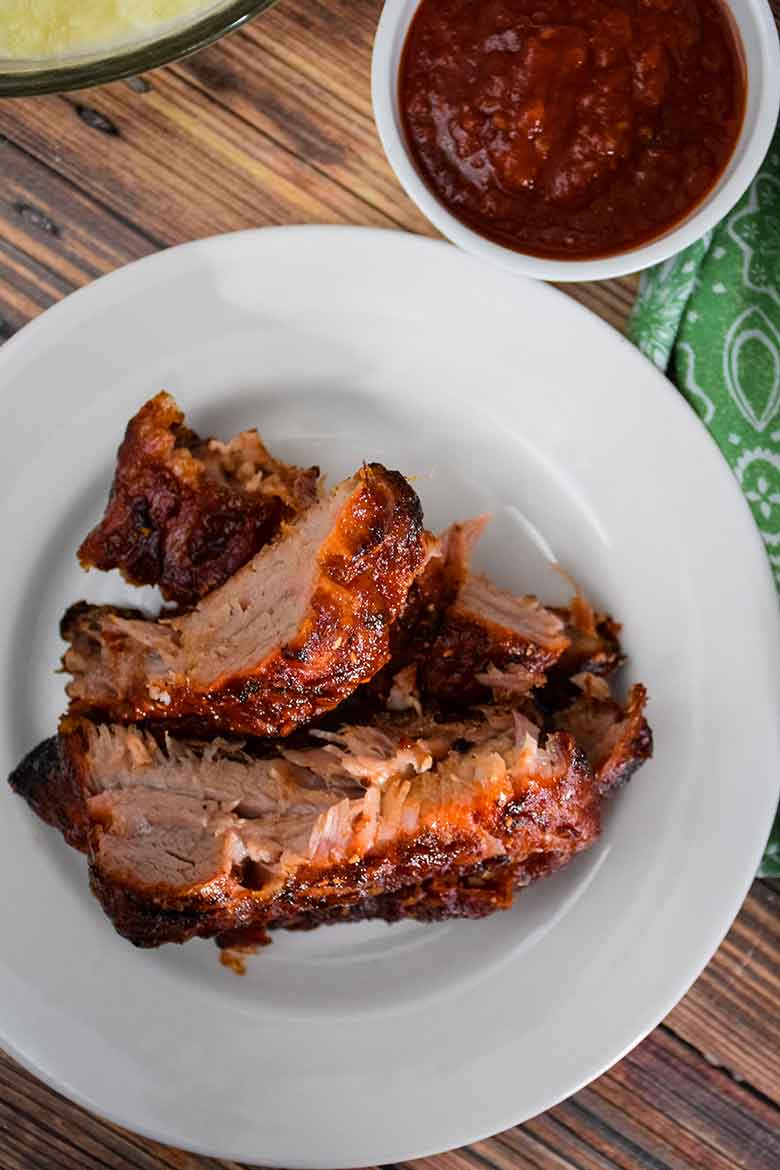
[399,0,746,259]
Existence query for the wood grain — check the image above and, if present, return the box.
[666,881,780,1102]
[0,0,778,1166]
[0,134,155,333]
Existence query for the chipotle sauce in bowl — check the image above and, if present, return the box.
[399,0,746,260]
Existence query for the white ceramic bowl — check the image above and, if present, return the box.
[372,0,780,282]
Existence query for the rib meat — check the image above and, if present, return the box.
[365,517,571,710]
[422,572,570,702]
[549,595,623,685]
[10,709,601,948]
[63,465,427,737]
[9,734,88,852]
[78,393,319,607]
[553,681,652,795]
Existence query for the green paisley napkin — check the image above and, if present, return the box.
[629,125,780,877]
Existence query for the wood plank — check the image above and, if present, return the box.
[0,137,156,335]
[245,0,382,124]
[459,1030,780,1170]
[0,75,394,252]
[584,1027,780,1169]
[665,881,780,1103]
[173,18,432,233]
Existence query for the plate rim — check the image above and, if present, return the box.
[0,224,777,1167]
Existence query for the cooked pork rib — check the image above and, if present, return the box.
[63,466,427,737]
[8,732,525,941]
[10,677,651,949]
[422,572,570,702]
[263,858,519,931]
[553,681,652,795]
[551,596,623,679]
[10,708,602,947]
[78,393,320,607]
[10,734,88,852]
[367,517,570,710]
[209,858,521,953]
[409,516,489,621]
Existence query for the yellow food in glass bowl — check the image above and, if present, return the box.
[0,0,220,60]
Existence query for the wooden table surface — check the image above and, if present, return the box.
[1,2,779,1167]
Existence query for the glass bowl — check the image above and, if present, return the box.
[0,0,279,97]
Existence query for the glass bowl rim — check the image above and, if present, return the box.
[0,0,279,97]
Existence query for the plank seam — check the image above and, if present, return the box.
[658,1023,780,1111]
[548,1098,673,1170]
[168,65,413,234]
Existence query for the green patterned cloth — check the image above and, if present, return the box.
[629,124,780,878]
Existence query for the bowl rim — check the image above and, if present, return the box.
[0,0,279,97]
[372,0,780,282]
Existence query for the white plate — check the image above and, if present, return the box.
[0,227,777,1167]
